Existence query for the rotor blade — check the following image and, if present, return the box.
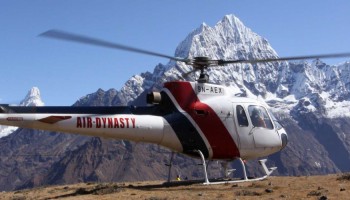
[39,29,188,62]
[219,52,350,65]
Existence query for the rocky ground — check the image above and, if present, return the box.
[2,174,350,200]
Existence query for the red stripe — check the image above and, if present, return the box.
[38,116,72,124]
[164,82,240,159]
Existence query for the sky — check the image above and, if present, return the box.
[1,0,350,106]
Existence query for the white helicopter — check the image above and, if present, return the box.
[1,30,350,185]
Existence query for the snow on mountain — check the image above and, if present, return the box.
[76,15,284,106]
[19,87,44,106]
[0,126,18,138]
[117,15,275,97]
[0,87,44,138]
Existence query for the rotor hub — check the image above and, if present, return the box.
[192,56,218,68]
[191,57,212,83]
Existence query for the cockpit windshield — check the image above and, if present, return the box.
[268,110,284,130]
[248,105,273,130]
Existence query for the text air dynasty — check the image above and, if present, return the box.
[76,117,136,129]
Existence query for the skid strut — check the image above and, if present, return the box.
[195,150,209,184]
[166,152,175,183]
[195,150,277,185]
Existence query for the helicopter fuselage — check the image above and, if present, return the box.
[0,81,287,160]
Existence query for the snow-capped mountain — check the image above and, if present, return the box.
[274,60,350,118]
[0,87,44,138]
[77,15,283,106]
[102,14,350,118]
[19,87,44,107]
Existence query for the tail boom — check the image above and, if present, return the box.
[0,113,183,152]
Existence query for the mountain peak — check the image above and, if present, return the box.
[19,87,44,106]
[173,13,278,69]
[221,14,242,26]
[199,22,210,31]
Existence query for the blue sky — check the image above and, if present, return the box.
[1,0,349,106]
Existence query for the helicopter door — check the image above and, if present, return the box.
[234,105,254,149]
[247,105,280,148]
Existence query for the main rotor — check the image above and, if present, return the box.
[40,29,350,83]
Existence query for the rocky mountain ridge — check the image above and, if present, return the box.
[0,14,350,191]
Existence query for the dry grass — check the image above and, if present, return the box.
[2,174,350,200]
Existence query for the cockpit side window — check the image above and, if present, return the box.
[236,105,249,127]
[248,105,273,130]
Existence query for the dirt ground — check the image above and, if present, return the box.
[1,174,350,200]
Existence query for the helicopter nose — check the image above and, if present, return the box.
[280,133,288,150]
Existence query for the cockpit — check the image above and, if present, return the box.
[236,104,284,131]
[234,103,288,158]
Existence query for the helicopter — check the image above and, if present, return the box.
[1,30,350,185]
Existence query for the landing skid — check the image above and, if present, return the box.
[165,150,277,185]
[196,150,277,185]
